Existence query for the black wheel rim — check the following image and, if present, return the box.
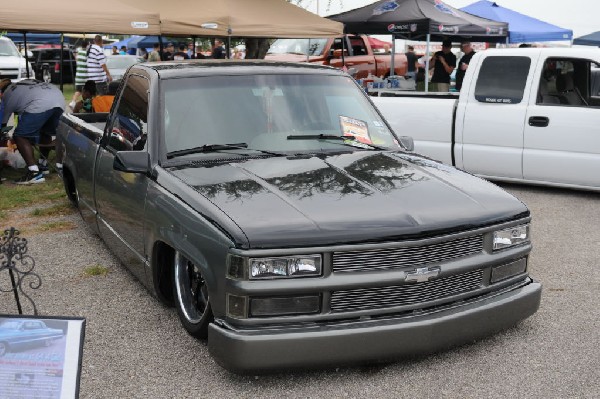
[174,252,208,324]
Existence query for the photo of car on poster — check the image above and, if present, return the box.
[0,316,85,399]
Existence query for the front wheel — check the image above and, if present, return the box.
[173,250,212,338]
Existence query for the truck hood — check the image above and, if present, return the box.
[265,53,323,63]
[169,152,528,249]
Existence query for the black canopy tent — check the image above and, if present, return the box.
[328,0,508,91]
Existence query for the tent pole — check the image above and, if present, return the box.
[23,32,30,78]
[390,34,395,77]
[425,34,430,92]
[60,33,64,91]
[341,36,346,68]
[307,39,310,62]
[159,36,164,61]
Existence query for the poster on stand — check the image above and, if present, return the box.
[0,315,85,399]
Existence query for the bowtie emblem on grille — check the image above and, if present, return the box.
[405,267,441,283]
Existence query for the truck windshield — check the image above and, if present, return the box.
[268,39,327,56]
[162,74,401,155]
[0,40,21,57]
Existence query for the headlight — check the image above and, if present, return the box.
[227,255,322,280]
[493,224,530,251]
[249,255,321,279]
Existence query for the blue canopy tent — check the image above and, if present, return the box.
[6,33,67,44]
[573,31,600,47]
[461,0,572,43]
[103,36,139,50]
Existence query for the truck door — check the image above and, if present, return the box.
[523,57,600,188]
[457,55,534,179]
[328,36,374,79]
[94,74,150,283]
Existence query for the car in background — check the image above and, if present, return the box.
[106,54,144,81]
[0,36,34,81]
[29,47,77,84]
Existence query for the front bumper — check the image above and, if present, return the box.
[208,278,541,373]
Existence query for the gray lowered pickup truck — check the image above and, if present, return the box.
[57,60,541,373]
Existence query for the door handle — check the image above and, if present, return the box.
[528,116,549,127]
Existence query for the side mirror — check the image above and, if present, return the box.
[399,136,414,151]
[113,151,150,174]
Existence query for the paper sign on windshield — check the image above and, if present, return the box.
[339,116,372,144]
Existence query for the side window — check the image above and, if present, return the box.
[108,75,149,152]
[474,56,531,104]
[537,58,593,107]
[349,36,368,56]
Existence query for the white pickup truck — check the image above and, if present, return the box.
[373,48,600,191]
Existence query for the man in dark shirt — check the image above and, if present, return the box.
[162,43,174,61]
[173,44,190,61]
[456,41,476,91]
[429,39,456,92]
[212,39,226,59]
[405,45,418,81]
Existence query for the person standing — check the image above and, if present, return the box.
[173,44,190,61]
[456,41,476,91]
[212,39,226,59]
[111,46,119,55]
[86,35,112,95]
[69,40,89,109]
[404,45,419,80]
[148,43,161,62]
[429,39,456,92]
[0,79,65,184]
[162,43,174,61]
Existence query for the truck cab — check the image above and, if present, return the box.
[266,34,407,79]
[455,48,600,189]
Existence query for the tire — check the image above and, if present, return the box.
[173,250,212,338]
[42,68,51,83]
[0,342,8,357]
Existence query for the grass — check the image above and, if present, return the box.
[61,83,76,103]
[83,264,110,277]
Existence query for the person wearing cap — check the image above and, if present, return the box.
[456,41,476,91]
[0,78,65,184]
[429,39,456,92]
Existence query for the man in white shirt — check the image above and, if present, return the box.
[86,35,112,95]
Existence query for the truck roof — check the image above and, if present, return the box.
[133,59,346,79]
[474,47,600,59]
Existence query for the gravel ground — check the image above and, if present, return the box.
[1,182,599,398]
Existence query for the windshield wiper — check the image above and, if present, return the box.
[167,143,248,158]
[286,134,386,150]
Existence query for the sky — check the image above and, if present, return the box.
[305,0,597,39]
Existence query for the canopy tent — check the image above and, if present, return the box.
[119,0,343,38]
[327,0,508,42]
[460,1,572,43]
[368,36,393,49]
[327,0,508,91]
[573,31,600,47]
[5,33,65,45]
[1,1,161,35]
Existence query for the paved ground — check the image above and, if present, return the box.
[1,182,599,398]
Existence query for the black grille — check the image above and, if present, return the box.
[330,269,484,312]
[332,235,483,273]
